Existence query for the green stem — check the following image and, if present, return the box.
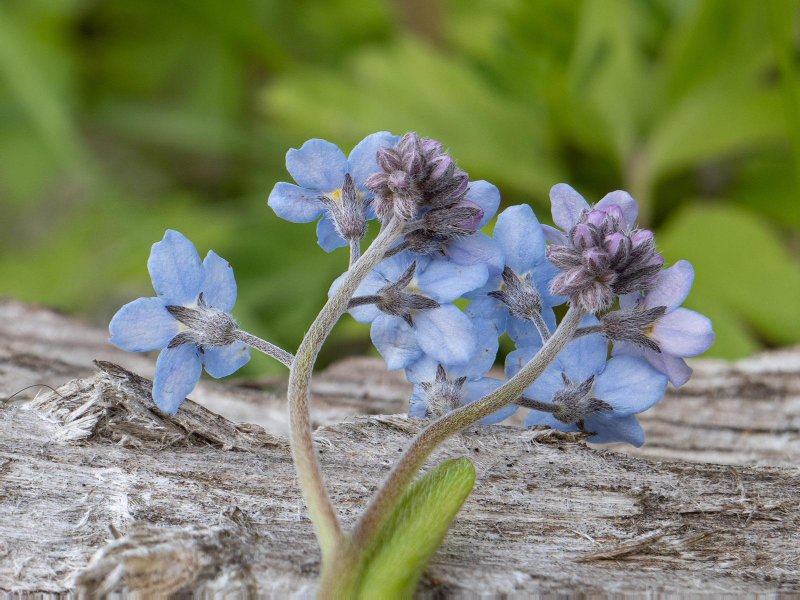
[287,217,404,561]
[319,305,585,596]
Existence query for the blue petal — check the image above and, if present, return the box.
[286,139,347,191]
[268,182,324,223]
[494,204,546,275]
[641,349,693,388]
[375,250,422,282]
[466,180,501,228]
[595,190,638,228]
[415,305,476,366]
[466,295,508,334]
[148,230,203,305]
[542,224,568,245]
[202,341,251,379]
[371,314,422,370]
[347,131,399,188]
[532,260,566,307]
[507,306,557,343]
[316,214,348,252]
[152,344,202,414]
[525,410,576,432]
[201,251,236,313]
[645,260,694,313]
[109,297,178,352]
[593,356,667,415]
[417,258,488,303]
[556,315,608,382]
[463,377,517,425]
[447,233,504,276]
[550,184,589,231]
[584,413,644,447]
[653,308,714,357]
[470,318,500,376]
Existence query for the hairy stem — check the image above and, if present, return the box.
[349,305,584,557]
[349,238,361,267]
[516,395,557,413]
[234,330,294,368]
[574,324,602,339]
[531,311,552,342]
[287,217,404,560]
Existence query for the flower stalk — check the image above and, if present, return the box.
[286,217,405,559]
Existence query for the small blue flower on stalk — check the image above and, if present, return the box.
[607,260,715,387]
[467,204,563,343]
[506,325,668,446]
[268,132,399,251]
[334,251,477,370]
[109,230,250,414]
[406,360,517,425]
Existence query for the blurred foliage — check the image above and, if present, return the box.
[0,0,799,374]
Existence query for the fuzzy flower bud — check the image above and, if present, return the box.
[419,364,467,417]
[548,199,663,313]
[365,132,470,223]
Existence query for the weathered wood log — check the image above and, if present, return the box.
[1,299,799,596]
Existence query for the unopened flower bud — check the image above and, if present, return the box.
[601,306,666,352]
[583,247,609,273]
[572,223,596,250]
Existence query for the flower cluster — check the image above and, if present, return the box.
[110,131,714,447]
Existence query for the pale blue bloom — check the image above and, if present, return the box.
[268,132,399,251]
[506,322,667,446]
[334,251,477,370]
[406,357,515,425]
[467,204,563,343]
[616,260,715,387]
[109,230,250,414]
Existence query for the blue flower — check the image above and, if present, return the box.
[334,251,477,370]
[615,260,714,387]
[406,360,516,425]
[506,322,667,446]
[109,230,250,414]
[467,204,563,343]
[268,132,399,251]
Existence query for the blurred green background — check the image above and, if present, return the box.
[1,0,799,375]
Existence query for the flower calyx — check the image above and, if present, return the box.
[601,305,667,352]
[348,262,440,326]
[318,173,369,243]
[550,373,612,428]
[488,266,543,322]
[166,293,238,350]
[419,364,467,417]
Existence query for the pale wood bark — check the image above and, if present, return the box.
[1,299,798,597]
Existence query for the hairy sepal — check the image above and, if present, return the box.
[354,457,476,599]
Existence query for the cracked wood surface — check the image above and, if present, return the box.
[1,299,799,596]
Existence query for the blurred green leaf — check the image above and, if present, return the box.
[658,203,800,359]
[263,38,562,197]
[355,457,476,599]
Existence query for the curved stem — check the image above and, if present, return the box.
[234,330,294,368]
[287,217,404,559]
[348,305,585,557]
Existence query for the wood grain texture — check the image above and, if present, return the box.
[1,299,798,597]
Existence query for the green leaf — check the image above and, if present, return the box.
[355,458,477,600]
[657,203,800,358]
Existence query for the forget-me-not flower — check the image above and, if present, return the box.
[506,322,667,446]
[467,204,563,343]
[268,132,399,251]
[109,230,250,414]
[334,251,477,370]
[612,260,715,387]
